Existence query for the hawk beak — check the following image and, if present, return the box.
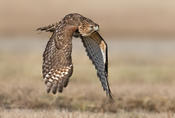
[94,25,99,31]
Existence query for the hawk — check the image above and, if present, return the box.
[37,13,112,99]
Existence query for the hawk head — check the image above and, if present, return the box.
[63,13,99,37]
[78,17,99,36]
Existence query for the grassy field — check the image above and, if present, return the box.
[0,37,175,117]
[1,0,175,117]
[1,109,175,118]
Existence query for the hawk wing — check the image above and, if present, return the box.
[42,32,73,94]
[81,31,112,99]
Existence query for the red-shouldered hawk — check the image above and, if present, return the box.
[37,13,112,99]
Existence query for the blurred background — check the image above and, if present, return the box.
[1,0,175,37]
[1,0,175,116]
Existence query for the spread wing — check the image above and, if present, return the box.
[81,31,112,99]
[42,32,73,94]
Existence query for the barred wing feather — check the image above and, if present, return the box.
[81,31,112,99]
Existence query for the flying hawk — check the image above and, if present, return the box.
[37,13,112,99]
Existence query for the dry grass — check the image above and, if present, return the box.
[0,39,175,113]
[1,109,175,118]
[0,38,175,118]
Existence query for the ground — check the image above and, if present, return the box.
[1,109,175,118]
[0,37,175,117]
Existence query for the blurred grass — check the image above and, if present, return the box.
[1,0,175,117]
[1,109,175,118]
[1,0,175,37]
[0,38,175,113]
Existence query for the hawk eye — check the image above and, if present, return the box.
[90,25,94,29]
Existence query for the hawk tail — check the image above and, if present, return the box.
[37,23,58,32]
